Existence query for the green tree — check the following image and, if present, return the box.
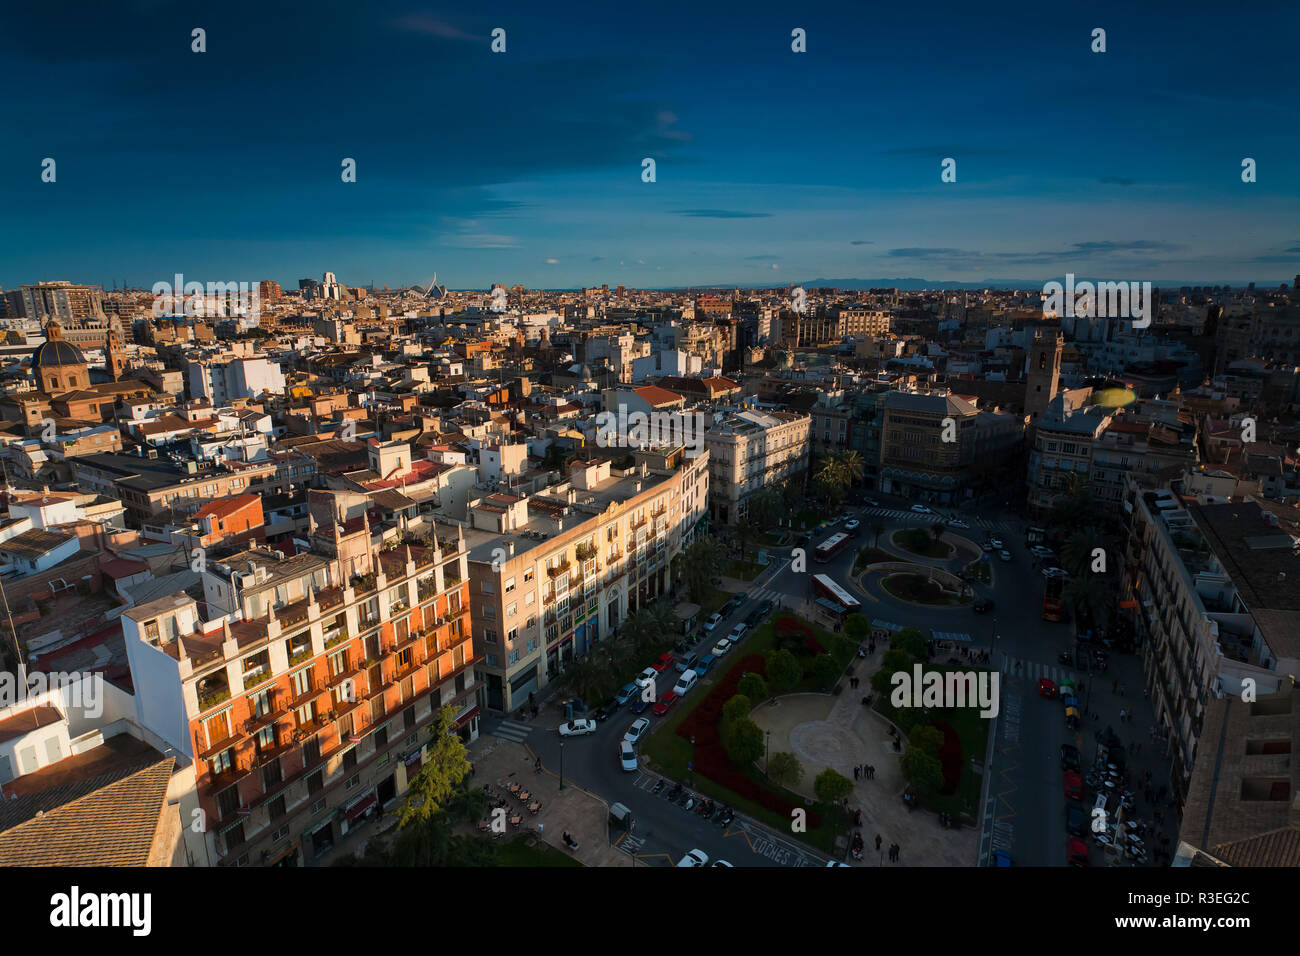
[871,649,914,696]
[929,521,948,542]
[722,716,765,766]
[835,450,865,488]
[738,672,768,702]
[844,615,870,642]
[734,516,760,564]
[398,708,472,827]
[681,536,727,603]
[908,724,943,759]
[766,648,802,694]
[891,626,928,662]
[721,693,753,730]
[767,751,803,789]
[812,653,840,690]
[900,748,944,797]
[814,767,854,806]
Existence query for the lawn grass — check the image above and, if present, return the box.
[642,614,850,853]
[892,528,951,559]
[852,546,893,574]
[874,663,992,822]
[966,559,992,584]
[881,573,958,606]
[726,558,764,581]
[497,834,583,867]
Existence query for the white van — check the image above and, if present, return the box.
[672,669,698,696]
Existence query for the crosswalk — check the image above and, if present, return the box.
[488,718,534,743]
[856,508,1010,532]
[995,652,1077,687]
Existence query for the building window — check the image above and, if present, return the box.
[307,770,324,795]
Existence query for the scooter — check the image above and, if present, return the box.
[652,779,665,794]
[683,796,695,812]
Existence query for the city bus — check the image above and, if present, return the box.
[814,532,851,562]
[1042,575,1065,621]
[812,574,862,614]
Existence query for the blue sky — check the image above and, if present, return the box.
[2,0,1298,291]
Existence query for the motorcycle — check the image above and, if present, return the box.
[682,796,695,811]
[652,779,665,794]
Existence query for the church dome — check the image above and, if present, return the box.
[32,339,86,368]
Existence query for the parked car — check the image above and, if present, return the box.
[745,609,762,627]
[844,519,861,534]
[863,497,880,507]
[1060,743,1080,771]
[652,691,679,716]
[729,622,747,641]
[677,849,709,867]
[973,598,994,613]
[1067,837,1091,867]
[1066,805,1087,837]
[629,697,650,715]
[911,504,932,514]
[615,682,640,706]
[619,740,638,772]
[981,540,995,552]
[704,613,723,633]
[711,860,734,867]
[948,519,969,529]
[672,670,699,695]
[593,700,618,721]
[1063,770,1084,801]
[634,666,658,688]
[624,717,651,745]
[694,653,716,676]
[1030,545,1055,559]
[558,719,597,737]
[759,599,775,615]
[675,653,700,674]
[712,638,733,657]
[652,652,676,673]
[998,549,1013,562]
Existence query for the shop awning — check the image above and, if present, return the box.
[345,794,377,822]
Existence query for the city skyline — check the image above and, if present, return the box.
[1,0,1298,290]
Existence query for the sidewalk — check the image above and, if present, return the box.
[464,735,634,866]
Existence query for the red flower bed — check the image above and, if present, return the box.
[933,720,963,795]
[675,653,823,828]
[774,614,825,656]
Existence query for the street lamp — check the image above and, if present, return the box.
[559,741,565,790]
[765,729,771,778]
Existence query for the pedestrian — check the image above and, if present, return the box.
[869,765,876,779]
[1112,679,1118,694]
[538,823,544,835]
[875,833,882,851]
[1119,708,1127,723]
[1120,683,1127,696]
[854,766,861,781]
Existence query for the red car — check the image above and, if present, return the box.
[1063,770,1083,801]
[1038,678,1057,699]
[1067,837,1091,867]
[652,692,679,716]
[652,652,675,673]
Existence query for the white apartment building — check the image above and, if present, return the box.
[704,408,810,526]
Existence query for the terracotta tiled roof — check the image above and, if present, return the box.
[0,757,174,866]
[1212,826,1300,867]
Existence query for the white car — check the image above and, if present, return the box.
[558,719,597,737]
[634,666,657,688]
[911,504,932,514]
[949,519,969,529]
[1043,567,1069,580]
[711,638,733,657]
[619,740,638,772]
[1031,545,1055,559]
[704,613,724,633]
[999,549,1012,562]
[711,860,734,867]
[844,519,861,533]
[730,621,747,640]
[990,537,1004,549]
[677,849,709,867]
[624,717,651,745]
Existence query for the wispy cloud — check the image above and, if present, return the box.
[744,254,781,260]
[674,209,772,219]
[850,240,874,246]
[390,14,478,41]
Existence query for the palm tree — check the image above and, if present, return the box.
[734,517,760,564]
[1061,526,1110,578]
[1064,571,1115,635]
[681,536,726,603]
[929,521,948,542]
[835,450,864,488]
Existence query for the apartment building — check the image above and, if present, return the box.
[835,305,891,338]
[1121,490,1300,804]
[123,521,478,866]
[879,391,1024,504]
[466,448,709,712]
[4,281,105,323]
[704,408,809,526]
[188,353,286,404]
[71,452,277,526]
[1027,391,1113,518]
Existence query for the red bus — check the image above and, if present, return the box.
[812,574,862,613]
[1042,575,1064,621]
[814,532,851,562]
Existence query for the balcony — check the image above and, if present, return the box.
[324,627,350,649]
[286,677,324,710]
[547,562,571,579]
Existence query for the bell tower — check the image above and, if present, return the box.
[105,314,128,382]
[1025,329,1062,420]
